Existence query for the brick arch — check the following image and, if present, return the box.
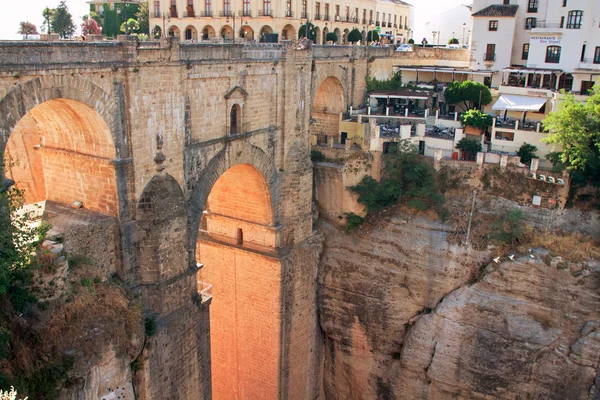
[0,75,122,159]
[312,75,346,113]
[137,173,188,285]
[187,141,277,258]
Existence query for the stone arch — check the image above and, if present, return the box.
[187,140,277,259]
[240,25,254,40]
[168,25,181,38]
[314,26,321,44]
[259,25,273,41]
[322,27,329,44]
[152,25,162,38]
[361,29,366,43]
[201,25,215,40]
[137,173,188,284]
[220,24,233,39]
[313,75,346,113]
[343,28,349,44]
[334,27,341,44]
[282,24,296,40]
[184,25,198,40]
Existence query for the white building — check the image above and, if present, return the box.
[417,4,473,47]
[468,0,600,164]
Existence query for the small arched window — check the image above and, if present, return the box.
[230,104,241,135]
[558,73,573,92]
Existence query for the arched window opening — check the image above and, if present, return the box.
[230,104,241,135]
[558,73,573,92]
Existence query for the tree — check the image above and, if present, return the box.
[444,80,492,110]
[326,32,337,43]
[460,109,493,131]
[448,37,459,44]
[456,137,482,154]
[298,23,317,42]
[542,84,600,184]
[120,18,139,34]
[51,1,75,38]
[347,28,361,43]
[491,209,531,245]
[517,143,538,166]
[81,18,102,35]
[17,22,38,39]
[42,7,54,34]
[135,1,149,34]
[408,38,414,44]
[367,30,379,42]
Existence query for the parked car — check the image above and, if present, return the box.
[446,44,462,49]
[395,44,414,52]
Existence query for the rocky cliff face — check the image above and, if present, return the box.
[318,216,600,399]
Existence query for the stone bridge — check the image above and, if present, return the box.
[0,37,468,399]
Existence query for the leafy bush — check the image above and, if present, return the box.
[348,28,361,43]
[460,109,493,130]
[445,80,492,110]
[448,37,459,44]
[491,209,531,245]
[367,30,379,42]
[310,150,326,162]
[349,176,401,213]
[344,212,364,232]
[144,316,157,337]
[365,71,402,93]
[298,23,317,42]
[326,32,337,43]
[456,137,482,154]
[517,142,538,166]
[408,38,414,44]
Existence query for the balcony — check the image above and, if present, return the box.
[150,12,162,18]
[258,9,272,17]
[197,10,213,17]
[579,58,600,70]
[169,8,178,18]
[369,19,374,25]
[375,21,380,26]
[301,11,308,18]
[314,13,321,20]
[324,14,330,21]
[285,10,294,17]
[182,10,195,17]
[219,10,232,17]
[484,53,496,62]
[238,9,252,17]
[395,24,399,28]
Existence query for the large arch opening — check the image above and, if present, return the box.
[184,25,198,40]
[282,24,296,40]
[196,163,281,399]
[3,98,118,216]
[201,25,215,40]
[311,76,346,146]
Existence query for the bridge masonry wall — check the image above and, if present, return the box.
[0,38,469,399]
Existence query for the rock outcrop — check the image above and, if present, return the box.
[319,216,600,399]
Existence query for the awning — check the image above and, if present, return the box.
[370,94,428,100]
[492,95,547,112]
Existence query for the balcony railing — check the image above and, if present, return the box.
[532,21,561,29]
[182,10,195,17]
[324,14,330,21]
[150,12,162,18]
[301,11,308,18]
[169,8,178,18]
[258,9,272,17]
[285,10,294,17]
[375,21,380,26]
[197,10,213,17]
[369,19,374,25]
[238,9,252,17]
[219,10,232,17]
[484,53,496,62]
[314,13,321,19]
[362,18,367,24]
[527,6,538,13]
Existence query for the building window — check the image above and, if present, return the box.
[335,4,340,19]
[489,20,498,31]
[363,9,366,24]
[503,0,509,4]
[369,10,373,24]
[154,1,160,16]
[376,12,379,24]
[545,46,561,63]
[594,47,600,64]
[263,0,271,15]
[243,0,250,15]
[525,17,536,29]
[301,0,307,18]
[324,3,329,20]
[223,0,230,14]
[230,104,241,135]
[354,7,358,22]
[558,73,573,91]
[562,0,567,6]
[405,16,408,28]
[315,2,320,19]
[527,0,538,12]
[522,43,529,60]
[205,0,211,15]
[485,44,496,61]
[567,10,583,29]
[286,0,292,17]
[345,6,349,21]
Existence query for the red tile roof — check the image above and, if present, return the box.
[473,4,519,17]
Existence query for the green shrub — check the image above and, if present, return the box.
[344,212,364,232]
[348,28,362,43]
[491,209,531,245]
[456,137,482,154]
[460,109,493,130]
[349,176,402,213]
[367,30,379,42]
[517,142,538,166]
[311,150,326,162]
[365,71,402,93]
[326,32,337,43]
[298,23,317,42]
[408,38,414,44]
[80,278,92,288]
[448,37,459,44]
[144,316,157,337]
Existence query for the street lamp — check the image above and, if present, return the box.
[226,12,236,42]
[462,22,466,45]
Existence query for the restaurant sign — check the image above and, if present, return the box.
[530,35,561,45]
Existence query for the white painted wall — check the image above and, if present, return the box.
[415,4,473,47]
